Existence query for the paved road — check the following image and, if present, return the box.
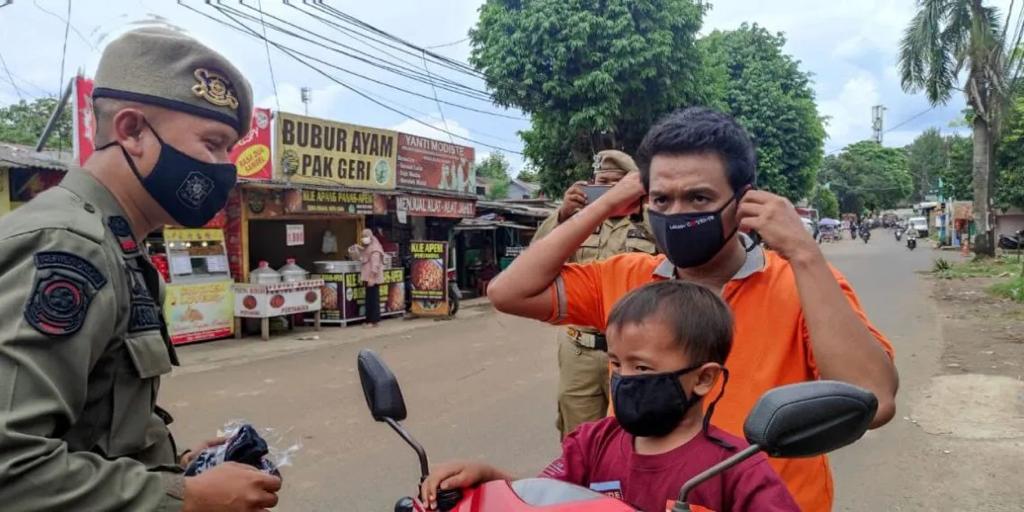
[161,234,997,511]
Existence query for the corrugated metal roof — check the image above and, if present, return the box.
[0,144,70,172]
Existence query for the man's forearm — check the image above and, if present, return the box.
[789,251,899,427]
[489,201,612,309]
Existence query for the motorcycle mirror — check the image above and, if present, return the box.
[743,380,877,458]
[357,349,408,422]
[672,381,876,511]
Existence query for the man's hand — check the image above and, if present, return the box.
[419,460,508,510]
[737,190,818,263]
[180,437,228,467]
[592,171,645,219]
[182,462,282,512]
[558,181,588,222]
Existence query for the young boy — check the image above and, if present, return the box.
[420,281,798,512]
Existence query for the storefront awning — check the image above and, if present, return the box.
[475,200,555,218]
[0,144,70,172]
[454,218,535,231]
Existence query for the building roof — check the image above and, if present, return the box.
[0,143,71,172]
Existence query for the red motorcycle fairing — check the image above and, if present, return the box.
[413,478,639,512]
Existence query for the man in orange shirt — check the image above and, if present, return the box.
[488,107,899,512]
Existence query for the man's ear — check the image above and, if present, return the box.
[110,108,148,158]
[691,363,723,397]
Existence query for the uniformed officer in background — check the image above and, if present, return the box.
[531,150,657,439]
[0,27,281,510]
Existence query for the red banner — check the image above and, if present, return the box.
[398,194,475,218]
[73,76,95,166]
[231,107,273,181]
[396,133,475,195]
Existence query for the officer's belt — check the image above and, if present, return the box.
[566,327,607,351]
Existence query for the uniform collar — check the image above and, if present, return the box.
[59,167,133,222]
[653,233,766,281]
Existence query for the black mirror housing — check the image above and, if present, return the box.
[743,380,877,458]
[358,349,408,422]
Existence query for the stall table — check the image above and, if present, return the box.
[233,279,324,340]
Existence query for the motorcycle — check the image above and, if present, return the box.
[907,234,917,251]
[894,229,903,242]
[357,349,877,512]
[860,228,871,244]
[998,230,1023,250]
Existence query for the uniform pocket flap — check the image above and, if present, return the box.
[124,332,173,379]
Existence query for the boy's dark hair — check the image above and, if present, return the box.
[635,107,757,193]
[607,280,733,364]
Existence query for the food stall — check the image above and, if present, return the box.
[157,227,236,345]
[311,260,405,326]
[232,260,324,340]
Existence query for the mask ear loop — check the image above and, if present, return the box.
[701,367,736,450]
[736,185,761,252]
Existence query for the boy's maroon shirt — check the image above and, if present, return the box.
[539,417,799,512]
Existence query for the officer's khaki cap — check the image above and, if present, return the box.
[593,150,639,176]
[93,26,253,135]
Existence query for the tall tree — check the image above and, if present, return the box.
[819,141,913,213]
[0,97,72,150]
[812,186,840,219]
[470,0,715,197]
[699,23,826,201]
[475,152,512,200]
[905,127,946,201]
[899,0,1024,256]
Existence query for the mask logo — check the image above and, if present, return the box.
[177,172,216,209]
[192,68,239,109]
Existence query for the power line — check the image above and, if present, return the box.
[183,1,524,155]
[422,51,454,144]
[255,0,280,112]
[31,0,98,51]
[0,50,24,101]
[56,0,71,154]
[884,106,935,134]
[221,1,493,102]
[194,2,525,120]
[425,37,469,50]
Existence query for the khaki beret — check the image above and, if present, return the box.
[593,150,639,176]
[93,26,253,135]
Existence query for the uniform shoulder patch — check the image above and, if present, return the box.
[24,251,108,337]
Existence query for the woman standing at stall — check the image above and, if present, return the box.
[350,229,385,327]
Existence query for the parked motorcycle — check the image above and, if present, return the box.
[998,230,1023,250]
[357,349,877,512]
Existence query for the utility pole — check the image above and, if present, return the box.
[871,105,886,144]
[301,86,311,116]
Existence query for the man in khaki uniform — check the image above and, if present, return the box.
[0,27,281,510]
[532,150,657,438]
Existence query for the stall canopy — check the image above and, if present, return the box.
[453,217,536,232]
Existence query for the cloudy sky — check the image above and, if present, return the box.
[0,0,1011,174]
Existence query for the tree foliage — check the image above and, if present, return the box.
[0,97,71,150]
[995,92,1024,208]
[515,167,540,183]
[941,134,974,201]
[812,186,839,220]
[470,0,714,197]
[905,128,946,202]
[699,23,825,201]
[819,141,912,213]
[475,151,512,200]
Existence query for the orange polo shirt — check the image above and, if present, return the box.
[547,248,894,512]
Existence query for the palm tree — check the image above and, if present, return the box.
[899,0,1024,256]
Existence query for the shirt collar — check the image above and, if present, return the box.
[59,166,132,221]
[652,233,766,281]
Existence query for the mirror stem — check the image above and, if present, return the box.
[384,417,430,480]
[672,444,761,511]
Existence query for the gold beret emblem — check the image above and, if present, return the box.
[192,68,239,109]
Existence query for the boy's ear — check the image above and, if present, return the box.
[691,363,723,397]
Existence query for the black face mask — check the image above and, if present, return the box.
[612,365,732,441]
[99,121,237,228]
[611,364,704,438]
[648,194,742,269]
